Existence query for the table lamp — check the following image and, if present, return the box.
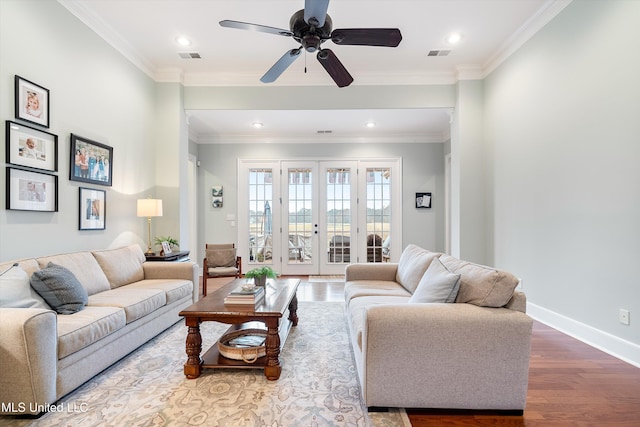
[137,199,163,255]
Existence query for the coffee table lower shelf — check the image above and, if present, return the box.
[201,321,293,370]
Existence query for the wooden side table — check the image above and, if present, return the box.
[144,250,190,262]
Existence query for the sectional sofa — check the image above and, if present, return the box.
[345,244,533,411]
[0,244,198,415]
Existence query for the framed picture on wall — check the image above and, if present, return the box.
[6,167,58,212]
[70,134,113,186]
[15,75,50,128]
[79,187,106,230]
[415,192,432,209]
[5,120,58,172]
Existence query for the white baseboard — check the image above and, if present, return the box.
[527,302,640,368]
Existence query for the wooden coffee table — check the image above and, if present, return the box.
[179,278,300,380]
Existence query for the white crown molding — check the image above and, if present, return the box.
[195,131,448,145]
[57,0,156,79]
[482,0,573,78]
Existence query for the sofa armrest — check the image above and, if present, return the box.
[143,261,200,302]
[0,308,57,415]
[359,303,533,409]
[345,263,398,282]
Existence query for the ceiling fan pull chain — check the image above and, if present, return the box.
[304,52,307,73]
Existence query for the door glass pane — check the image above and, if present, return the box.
[288,168,312,264]
[248,168,273,264]
[366,168,391,262]
[327,168,351,263]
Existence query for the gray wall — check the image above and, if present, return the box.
[196,142,445,264]
[0,0,159,260]
[484,0,640,360]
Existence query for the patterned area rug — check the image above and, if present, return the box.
[3,302,409,427]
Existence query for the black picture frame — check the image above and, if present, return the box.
[15,75,50,128]
[6,167,58,212]
[79,187,106,230]
[70,134,113,186]
[415,192,432,208]
[5,120,58,172]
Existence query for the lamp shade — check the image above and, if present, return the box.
[137,199,163,217]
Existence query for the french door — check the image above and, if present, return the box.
[238,159,400,275]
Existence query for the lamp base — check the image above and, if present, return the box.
[145,250,156,256]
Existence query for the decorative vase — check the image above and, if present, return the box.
[254,275,267,287]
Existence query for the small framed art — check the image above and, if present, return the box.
[79,187,106,230]
[212,185,223,208]
[6,167,58,212]
[5,120,58,172]
[415,192,432,209]
[15,75,50,128]
[70,134,113,186]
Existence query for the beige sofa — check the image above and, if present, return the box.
[345,244,533,411]
[0,244,198,415]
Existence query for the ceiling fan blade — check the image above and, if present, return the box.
[219,20,293,37]
[304,0,330,27]
[260,48,303,83]
[331,28,402,47]
[316,49,353,88]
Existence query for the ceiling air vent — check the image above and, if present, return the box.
[178,52,202,59]
[427,49,451,57]
[317,130,333,134]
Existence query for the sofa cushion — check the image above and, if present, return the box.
[124,279,192,304]
[56,306,126,359]
[87,288,166,323]
[344,280,411,304]
[439,254,519,307]
[92,245,145,288]
[0,265,49,309]
[30,263,88,314]
[395,244,440,293]
[37,252,110,296]
[409,257,461,304]
[206,248,237,267]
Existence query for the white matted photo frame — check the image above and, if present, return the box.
[15,75,50,128]
[70,134,113,186]
[79,187,106,230]
[6,167,58,212]
[5,120,58,172]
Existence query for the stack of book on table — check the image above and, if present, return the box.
[224,285,265,307]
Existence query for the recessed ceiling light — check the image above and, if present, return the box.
[176,36,191,46]
[365,121,376,128]
[446,32,463,44]
[252,122,264,128]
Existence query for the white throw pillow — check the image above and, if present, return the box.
[0,265,49,309]
[409,257,461,304]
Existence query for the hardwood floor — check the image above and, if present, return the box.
[204,277,640,426]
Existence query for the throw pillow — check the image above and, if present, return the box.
[409,257,461,303]
[30,262,88,314]
[206,248,237,268]
[395,244,441,293]
[0,264,49,309]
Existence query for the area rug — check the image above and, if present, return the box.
[3,302,409,427]
[308,275,345,283]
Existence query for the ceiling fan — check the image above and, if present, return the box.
[219,0,402,87]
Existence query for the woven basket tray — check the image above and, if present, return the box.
[218,328,267,363]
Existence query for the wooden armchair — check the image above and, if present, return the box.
[202,243,241,296]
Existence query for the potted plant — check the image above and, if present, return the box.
[154,236,179,255]
[244,266,279,287]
